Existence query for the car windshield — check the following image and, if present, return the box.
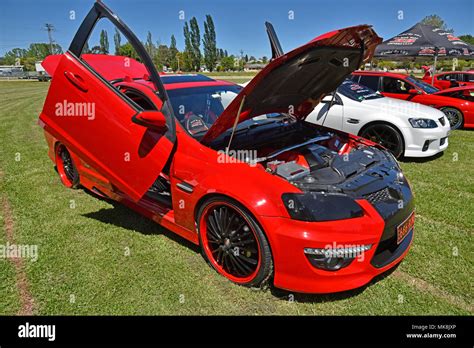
[337,79,383,101]
[406,76,439,94]
[166,85,242,136]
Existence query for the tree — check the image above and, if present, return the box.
[117,42,139,60]
[203,14,217,71]
[145,31,154,57]
[420,15,453,32]
[261,56,268,64]
[220,56,234,71]
[99,29,109,54]
[154,44,170,71]
[189,17,201,71]
[83,42,92,54]
[113,28,121,55]
[2,43,62,71]
[175,51,184,72]
[459,34,474,45]
[183,22,194,71]
[169,35,179,71]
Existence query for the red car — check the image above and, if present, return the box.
[39,2,415,294]
[423,71,474,90]
[433,85,474,102]
[351,71,474,129]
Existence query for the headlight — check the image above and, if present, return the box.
[282,192,363,222]
[408,118,438,128]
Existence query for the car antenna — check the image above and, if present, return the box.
[321,91,337,127]
[226,95,246,152]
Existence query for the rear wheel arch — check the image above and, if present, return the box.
[194,193,266,235]
[54,142,80,188]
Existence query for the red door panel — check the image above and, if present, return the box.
[381,91,411,100]
[39,52,174,201]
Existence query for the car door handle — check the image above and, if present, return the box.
[64,71,88,92]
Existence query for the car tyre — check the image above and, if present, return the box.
[197,196,273,288]
[440,107,463,130]
[360,123,404,159]
[55,144,80,188]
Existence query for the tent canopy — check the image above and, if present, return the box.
[375,23,474,59]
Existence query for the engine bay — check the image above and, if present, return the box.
[210,115,399,197]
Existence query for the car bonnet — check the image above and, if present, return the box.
[200,25,382,145]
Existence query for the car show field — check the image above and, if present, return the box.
[0,80,472,315]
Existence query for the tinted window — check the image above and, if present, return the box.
[406,76,439,94]
[357,75,380,91]
[167,85,242,136]
[337,79,383,101]
[382,77,412,94]
[349,74,360,83]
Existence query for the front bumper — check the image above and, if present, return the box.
[403,125,450,158]
[259,200,414,294]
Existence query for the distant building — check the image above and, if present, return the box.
[244,63,266,71]
[0,65,24,76]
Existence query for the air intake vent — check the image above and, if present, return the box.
[439,117,446,126]
[364,187,397,204]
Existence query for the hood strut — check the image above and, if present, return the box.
[226,95,247,151]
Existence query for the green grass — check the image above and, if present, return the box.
[0,80,472,315]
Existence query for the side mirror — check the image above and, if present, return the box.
[132,111,168,132]
[408,89,421,95]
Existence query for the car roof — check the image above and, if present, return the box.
[160,74,214,84]
[160,74,235,90]
[436,71,474,75]
[352,70,409,79]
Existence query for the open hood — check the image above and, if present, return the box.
[201,25,381,145]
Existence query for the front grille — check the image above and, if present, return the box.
[364,187,396,204]
[440,137,447,146]
[371,229,413,268]
[439,117,446,126]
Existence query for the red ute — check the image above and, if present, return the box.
[351,71,474,129]
[39,1,415,294]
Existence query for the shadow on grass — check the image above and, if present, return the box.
[400,151,444,163]
[81,191,199,253]
[269,263,400,304]
[81,189,401,303]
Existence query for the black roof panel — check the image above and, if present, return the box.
[161,74,214,84]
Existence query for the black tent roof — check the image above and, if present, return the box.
[375,23,474,59]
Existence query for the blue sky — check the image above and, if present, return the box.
[1,0,473,57]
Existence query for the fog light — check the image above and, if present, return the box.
[422,140,430,152]
[304,245,372,271]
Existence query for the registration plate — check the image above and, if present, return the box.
[397,211,415,244]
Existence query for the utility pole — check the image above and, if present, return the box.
[44,23,55,54]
